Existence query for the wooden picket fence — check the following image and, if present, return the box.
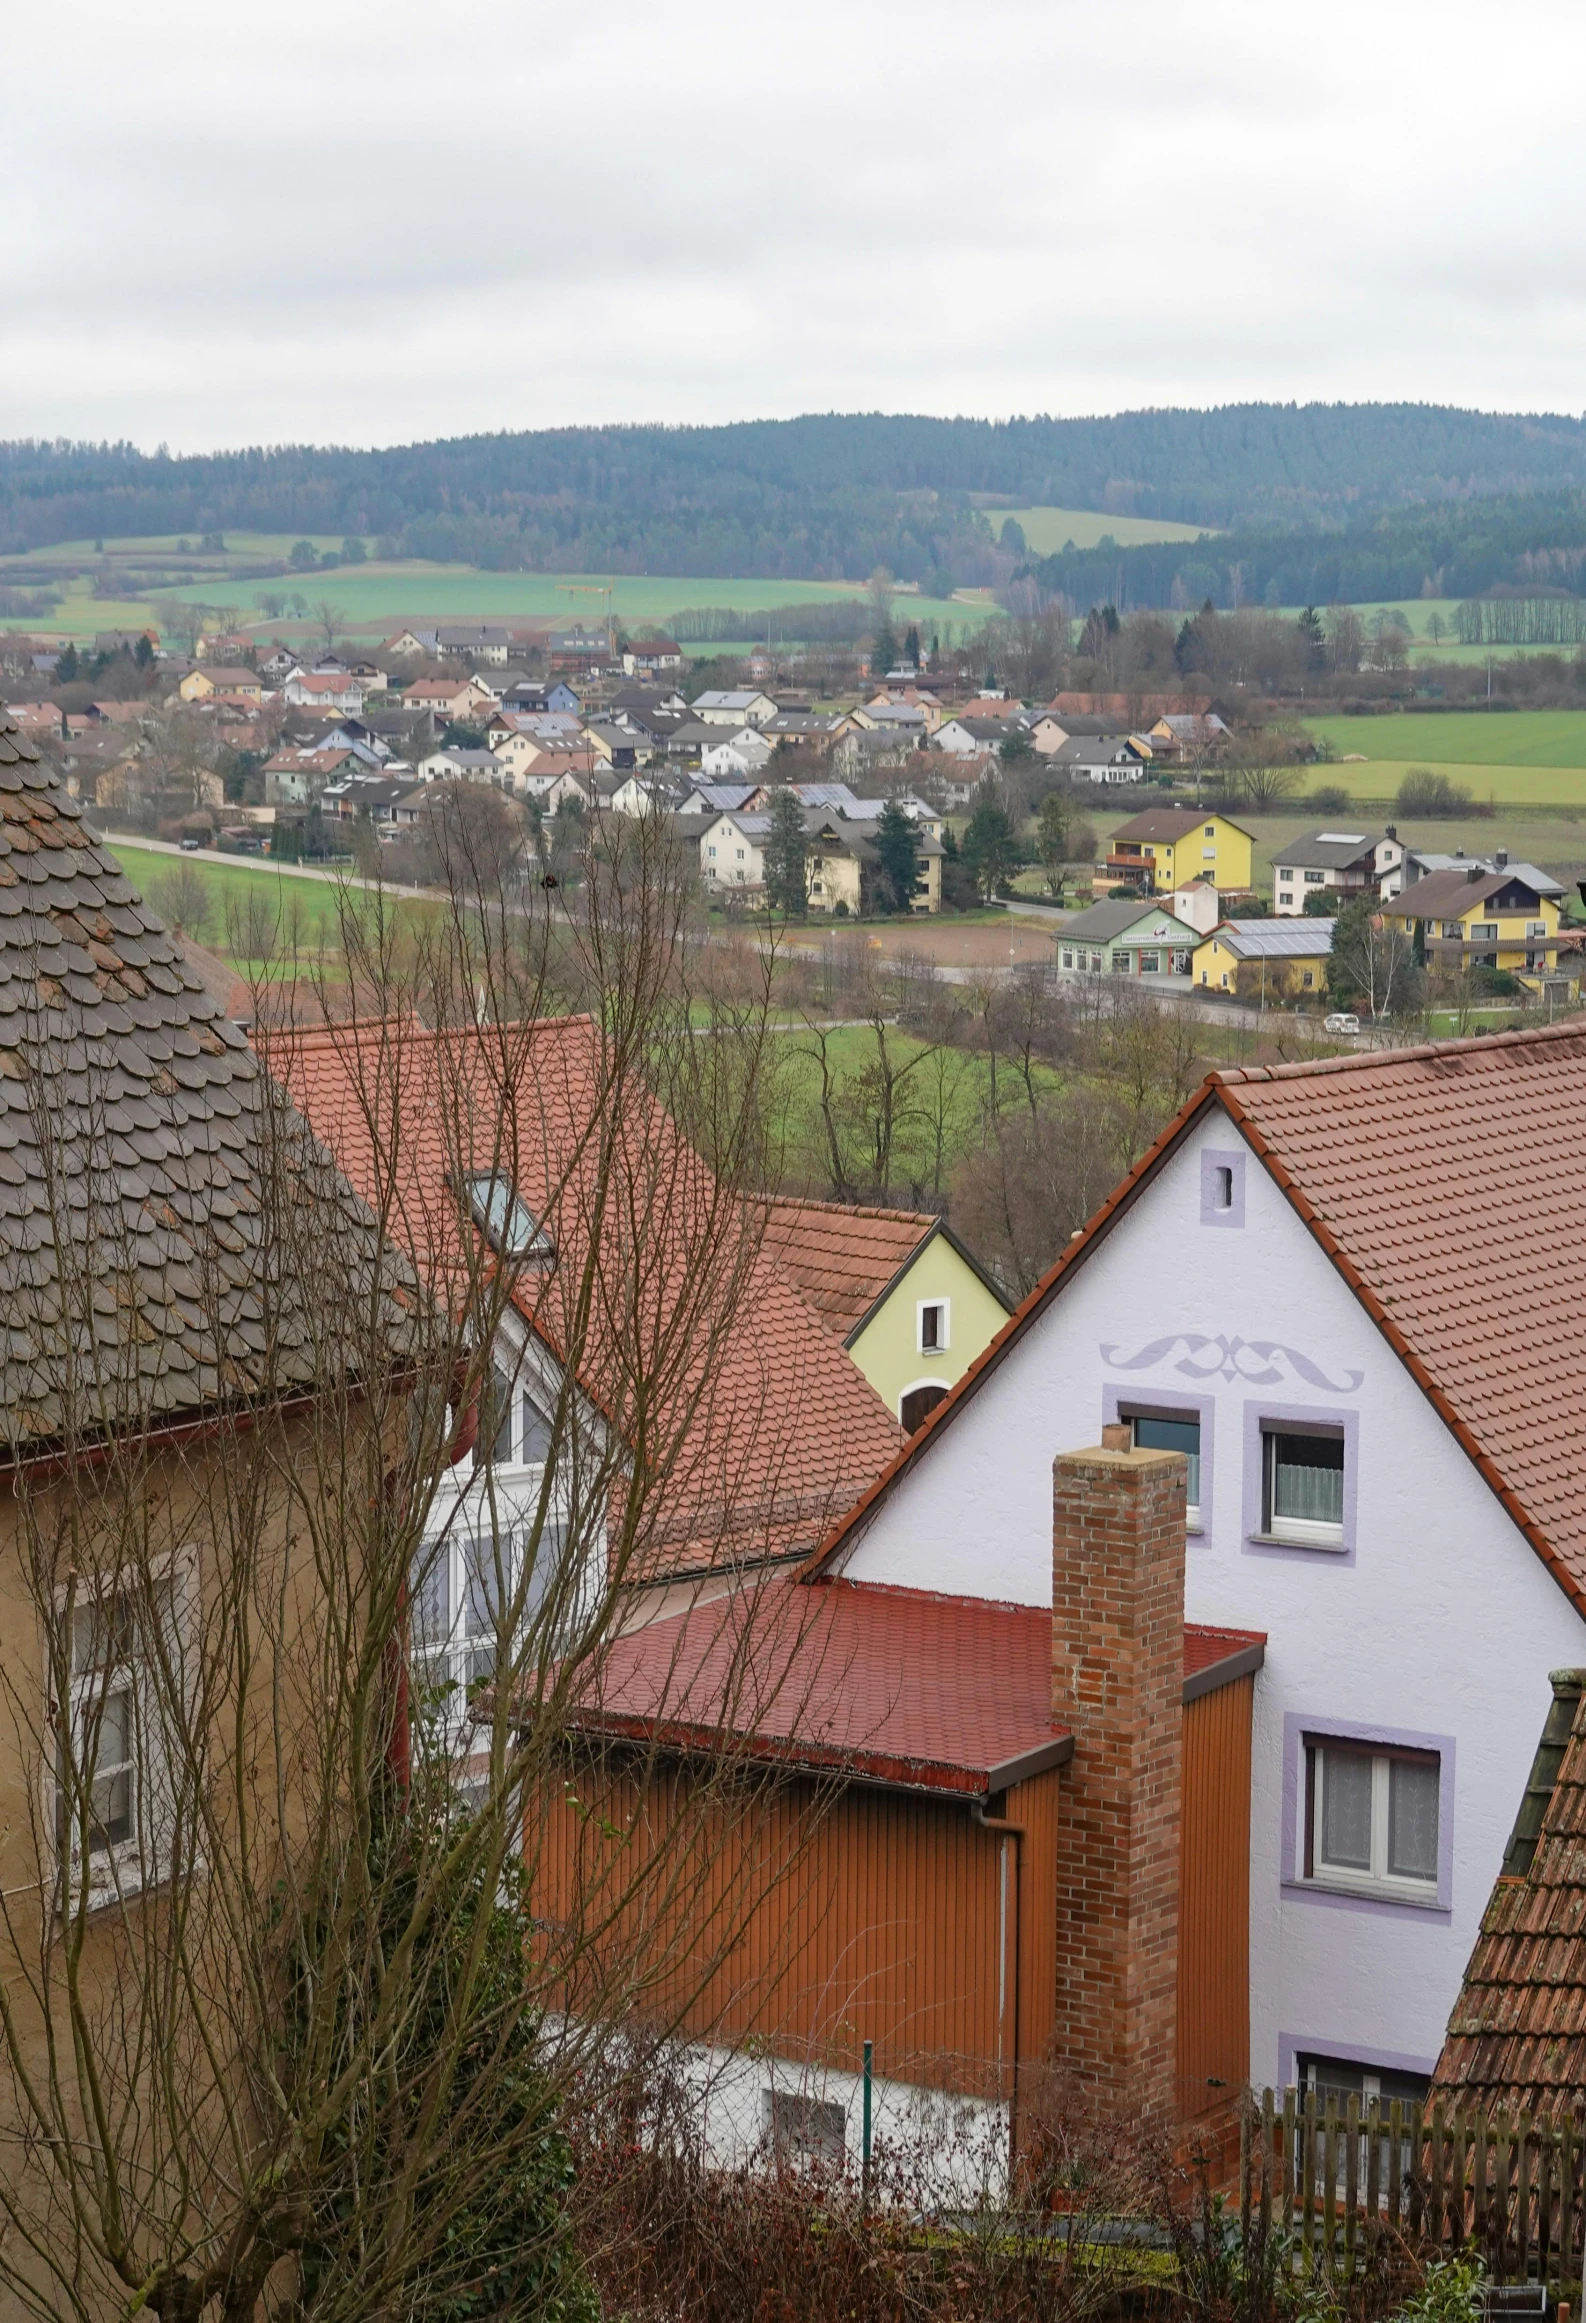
[1239,2091,1585,2290]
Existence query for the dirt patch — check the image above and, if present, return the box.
[783,917,1058,972]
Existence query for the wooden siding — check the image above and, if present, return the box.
[530,1754,1061,2106]
[1178,1674,1253,2118]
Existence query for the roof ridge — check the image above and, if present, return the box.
[762,1193,937,1228]
[283,1010,600,1055]
[1214,1016,1586,1087]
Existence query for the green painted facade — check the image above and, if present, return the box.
[846,1228,1011,1421]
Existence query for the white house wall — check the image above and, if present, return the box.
[835,1109,1586,2087]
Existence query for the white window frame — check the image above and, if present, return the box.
[1262,1425,1345,1548]
[916,1297,949,1355]
[54,1550,194,1909]
[1306,1740,1441,1902]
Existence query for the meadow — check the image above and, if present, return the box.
[992,506,1215,552]
[1,535,985,645]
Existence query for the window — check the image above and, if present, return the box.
[1061,947,1074,968]
[1304,870,1325,885]
[464,1173,553,1260]
[1305,1740,1440,1899]
[1212,1164,1233,1210]
[901,1381,948,1432]
[1529,920,1547,937]
[1441,921,1462,939]
[1130,1411,1201,1518]
[1298,2053,1430,2107]
[1110,951,1130,974]
[1471,922,1498,942]
[1263,1428,1345,1545]
[1138,949,1160,974]
[57,1569,185,1898]
[918,1299,948,1354]
[1302,970,1315,988]
[764,2088,846,2168]
[415,1519,569,1706]
[1090,951,1103,972]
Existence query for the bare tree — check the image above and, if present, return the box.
[313,600,350,656]
[0,805,861,2323]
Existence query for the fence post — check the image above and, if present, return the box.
[862,2039,873,2208]
[1345,2094,1360,2281]
[1389,2099,1404,2234]
[1262,2087,1274,2249]
[1302,2087,1317,2264]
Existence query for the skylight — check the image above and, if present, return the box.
[464,1172,554,1260]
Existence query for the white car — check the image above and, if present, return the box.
[1323,1011,1361,1036]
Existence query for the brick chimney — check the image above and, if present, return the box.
[1051,1437,1186,2124]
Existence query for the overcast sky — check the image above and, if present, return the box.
[6,0,1585,453]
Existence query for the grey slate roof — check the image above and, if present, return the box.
[0,705,402,1453]
[1059,900,1198,943]
[1270,830,1384,872]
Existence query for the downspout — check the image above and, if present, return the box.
[385,1362,480,1792]
[973,1795,1025,2190]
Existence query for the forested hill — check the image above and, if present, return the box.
[6,405,1586,587]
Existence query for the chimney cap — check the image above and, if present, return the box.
[1100,1422,1132,1452]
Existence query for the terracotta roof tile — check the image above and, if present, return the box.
[1435,1671,1586,2120]
[807,1023,1586,1612]
[757,1195,936,1338]
[278,1017,902,1579]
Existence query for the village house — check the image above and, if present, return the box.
[1192,916,1334,999]
[435,624,513,666]
[1048,734,1156,785]
[797,1026,1586,2105]
[690,688,778,728]
[1104,807,1254,896]
[179,665,265,705]
[1271,829,1404,916]
[758,1198,1011,1431]
[621,637,685,677]
[1056,900,1201,979]
[281,668,373,714]
[403,675,498,723]
[701,728,773,779]
[1387,858,1566,988]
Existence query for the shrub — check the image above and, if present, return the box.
[1309,783,1350,813]
[1395,767,1473,818]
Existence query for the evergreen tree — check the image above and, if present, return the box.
[55,642,78,684]
[762,785,808,916]
[870,622,898,675]
[873,799,921,913]
[961,795,1017,901]
[903,624,921,667]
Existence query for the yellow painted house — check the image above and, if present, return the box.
[1388,862,1565,987]
[1105,807,1253,896]
[758,1197,1010,1432]
[1193,916,1334,1000]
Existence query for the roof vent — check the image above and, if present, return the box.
[1495,850,1509,869]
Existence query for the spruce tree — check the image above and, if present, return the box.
[873,799,921,913]
[762,786,808,916]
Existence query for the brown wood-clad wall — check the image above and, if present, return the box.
[1177,1675,1253,2119]
[530,1758,1063,2104]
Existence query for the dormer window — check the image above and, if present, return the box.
[464,1173,553,1260]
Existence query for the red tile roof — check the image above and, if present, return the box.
[803,1023,1586,1617]
[564,1576,1262,1797]
[274,1015,901,1579]
[1434,1669,1586,2121]
[757,1196,937,1339]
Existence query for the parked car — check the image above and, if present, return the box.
[1324,1011,1361,1035]
[179,836,203,851]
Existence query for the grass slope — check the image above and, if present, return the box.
[998,506,1215,552]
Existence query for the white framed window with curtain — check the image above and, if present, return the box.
[1304,1738,1441,1901]
[1263,1426,1345,1546]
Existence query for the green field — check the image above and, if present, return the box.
[109,838,380,965]
[995,506,1215,552]
[0,535,985,646]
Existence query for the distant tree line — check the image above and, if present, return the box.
[9,405,1586,584]
[1452,594,1586,645]
[1032,491,1586,615]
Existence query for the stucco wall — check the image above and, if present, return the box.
[848,1239,1010,1420]
[835,1110,1586,2087]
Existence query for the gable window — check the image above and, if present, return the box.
[464,1172,553,1261]
[1305,1739,1440,1900]
[1263,1427,1345,1546]
[1204,824,1216,838]
[918,1299,949,1354]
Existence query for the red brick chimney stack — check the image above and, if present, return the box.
[1051,1436,1187,2124]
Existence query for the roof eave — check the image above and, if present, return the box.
[798,1079,1227,1578]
